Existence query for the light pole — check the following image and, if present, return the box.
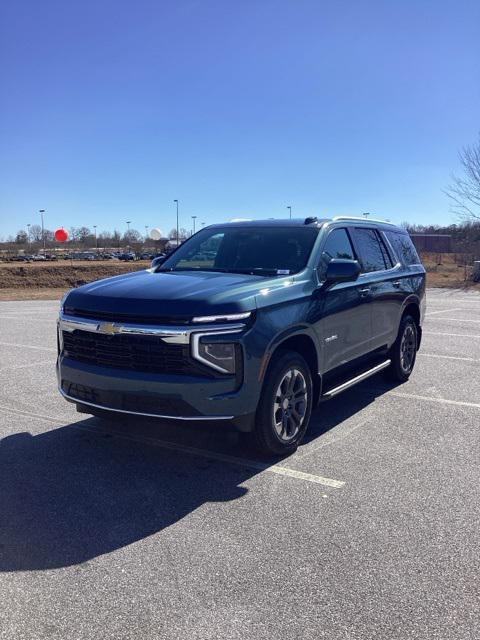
[287,206,292,219]
[39,209,46,251]
[174,200,179,245]
[191,215,197,235]
[145,225,149,242]
[126,221,131,249]
[362,212,371,218]
[93,225,98,252]
[27,224,31,251]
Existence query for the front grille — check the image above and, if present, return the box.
[62,330,214,376]
[64,306,191,325]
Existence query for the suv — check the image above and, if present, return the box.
[57,217,425,455]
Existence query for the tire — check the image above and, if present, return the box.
[387,314,418,382]
[253,349,313,456]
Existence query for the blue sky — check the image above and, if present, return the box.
[1,0,479,239]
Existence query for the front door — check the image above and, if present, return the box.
[313,227,372,373]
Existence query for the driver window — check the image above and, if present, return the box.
[318,228,355,277]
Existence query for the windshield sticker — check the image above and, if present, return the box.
[277,269,290,275]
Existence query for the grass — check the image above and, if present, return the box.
[0,254,478,301]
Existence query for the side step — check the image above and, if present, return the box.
[322,359,391,399]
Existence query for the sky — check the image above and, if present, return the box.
[1,0,479,239]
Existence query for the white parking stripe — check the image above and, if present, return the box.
[386,392,480,410]
[418,353,478,362]
[0,341,56,352]
[0,360,52,372]
[428,317,480,324]
[0,404,345,489]
[423,331,480,339]
[425,308,463,316]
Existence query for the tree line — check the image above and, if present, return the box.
[1,226,192,251]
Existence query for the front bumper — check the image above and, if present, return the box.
[57,313,261,426]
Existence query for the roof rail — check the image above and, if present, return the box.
[304,216,318,225]
[331,216,396,226]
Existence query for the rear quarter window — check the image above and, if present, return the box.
[385,231,422,266]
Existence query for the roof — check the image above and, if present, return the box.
[206,216,399,230]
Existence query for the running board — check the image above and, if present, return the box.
[322,359,391,399]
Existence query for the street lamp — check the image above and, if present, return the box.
[39,210,46,251]
[191,215,197,235]
[126,221,131,249]
[93,225,98,252]
[287,206,292,219]
[145,225,149,241]
[362,212,371,218]
[174,200,179,245]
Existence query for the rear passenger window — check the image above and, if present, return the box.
[385,231,421,266]
[354,228,391,273]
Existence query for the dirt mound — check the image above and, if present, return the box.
[0,261,147,290]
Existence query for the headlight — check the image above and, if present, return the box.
[60,290,72,313]
[192,337,237,373]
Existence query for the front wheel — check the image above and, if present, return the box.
[253,350,313,456]
[387,315,418,382]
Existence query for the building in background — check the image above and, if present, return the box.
[409,234,453,253]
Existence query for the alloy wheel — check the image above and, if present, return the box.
[400,324,416,373]
[273,368,308,442]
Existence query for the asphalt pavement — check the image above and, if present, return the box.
[0,288,479,640]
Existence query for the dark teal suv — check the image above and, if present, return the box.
[58,217,426,455]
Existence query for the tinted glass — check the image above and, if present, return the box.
[354,228,389,272]
[321,228,355,261]
[160,226,319,276]
[385,231,421,266]
[318,228,355,276]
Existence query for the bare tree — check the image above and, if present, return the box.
[15,229,28,244]
[29,224,43,242]
[445,134,480,220]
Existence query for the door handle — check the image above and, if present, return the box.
[392,281,401,287]
[358,287,371,297]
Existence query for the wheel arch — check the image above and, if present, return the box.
[259,329,322,406]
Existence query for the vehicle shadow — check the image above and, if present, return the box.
[0,378,397,572]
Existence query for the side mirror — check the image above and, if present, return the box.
[151,255,166,269]
[324,259,361,285]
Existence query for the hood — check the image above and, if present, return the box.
[64,269,272,320]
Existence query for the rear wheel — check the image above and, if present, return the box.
[253,350,313,456]
[387,315,418,382]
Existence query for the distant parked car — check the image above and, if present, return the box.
[118,252,136,261]
[32,254,46,261]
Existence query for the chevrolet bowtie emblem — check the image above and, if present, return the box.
[98,322,121,335]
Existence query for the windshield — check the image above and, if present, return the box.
[159,226,320,276]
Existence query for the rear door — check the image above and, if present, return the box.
[315,226,372,372]
[351,227,404,351]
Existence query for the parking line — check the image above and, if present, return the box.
[385,392,480,410]
[0,360,52,372]
[0,404,345,489]
[0,341,56,352]
[418,353,478,362]
[423,331,480,339]
[0,315,53,322]
[425,308,463,316]
[428,317,480,324]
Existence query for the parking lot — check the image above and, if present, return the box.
[0,288,479,640]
